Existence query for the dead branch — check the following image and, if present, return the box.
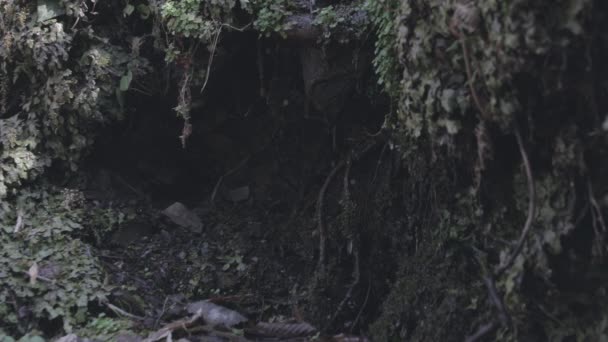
[143,311,203,342]
[105,302,145,321]
[22,271,54,284]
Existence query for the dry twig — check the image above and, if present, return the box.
[105,302,145,321]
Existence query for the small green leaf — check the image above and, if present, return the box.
[119,70,132,92]
[17,335,45,342]
[37,0,65,22]
[123,4,135,17]
[137,4,151,19]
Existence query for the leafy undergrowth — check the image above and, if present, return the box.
[0,169,354,340]
[0,185,111,336]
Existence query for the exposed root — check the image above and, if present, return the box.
[587,180,607,256]
[210,127,279,205]
[257,39,265,97]
[327,254,359,330]
[471,247,510,331]
[199,23,251,96]
[372,142,388,184]
[351,277,371,333]
[469,126,535,340]
[316,140,381,279]
[452,14,536,340]
[316,159,346,278]
[495,127,536,277]
[199,26,222,96]
[482,275,510,326]
[465,321,498,342]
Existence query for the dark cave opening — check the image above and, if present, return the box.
[75,31,390,335]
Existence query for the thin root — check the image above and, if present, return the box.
[316,159,346,278]
[465,321,498,342]
[495,127,535,277]
[587,180,606,256]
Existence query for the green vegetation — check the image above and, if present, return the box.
[253,0,293,36]
[1,0,607,340]
[365,0,400,96]
[366,0,608,340]
[0,186,110,333]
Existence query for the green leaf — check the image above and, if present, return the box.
[440,89,457,113]
[119,70,133,92]
[116,88,125,110]
[17,335,45,342]
[123,4,135,17]
[37,0,65,22]
[137,4,151,19]
[239,0,251,12]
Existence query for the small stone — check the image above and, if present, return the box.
[162,202,203,233]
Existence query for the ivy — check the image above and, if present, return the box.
[160,0,219,41]
[365,0,401,97]
[253,0,292,37]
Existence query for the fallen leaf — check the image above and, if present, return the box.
[162,202,203,233]
[186,300,248,327]
[13,212,23,233]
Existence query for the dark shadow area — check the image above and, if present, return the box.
[77,31,391,337]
